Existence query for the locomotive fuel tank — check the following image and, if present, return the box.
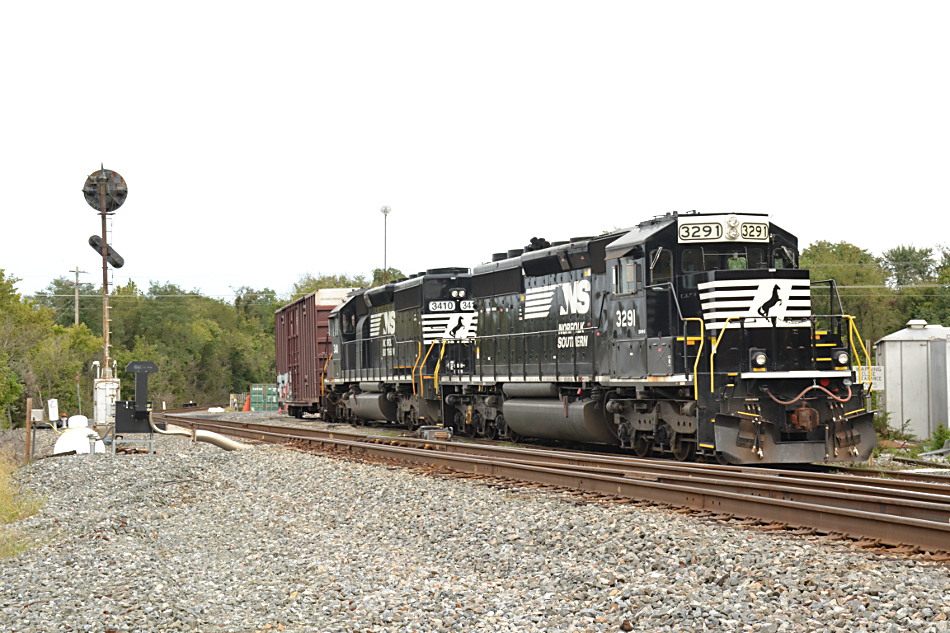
[503,398,619,445]
[348,392,398,422]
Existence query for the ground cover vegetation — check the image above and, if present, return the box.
[0,446,42,557]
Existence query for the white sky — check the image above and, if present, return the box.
[3,1,949,300]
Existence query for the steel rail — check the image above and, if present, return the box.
[157,414,950,553]
[157,414,950,497]
[301,435,950,553]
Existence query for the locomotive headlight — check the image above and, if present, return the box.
[750,349,768,367]
[451,290,459,298]
[458,290,465,298]
[727,227,740,240]
[834,350,850,366]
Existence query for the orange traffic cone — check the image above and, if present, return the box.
[242,395,250,412]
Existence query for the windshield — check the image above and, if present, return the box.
[681,246,767,272]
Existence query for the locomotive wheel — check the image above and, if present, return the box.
[672,432,697,462]
[484,415,499,440]
[633,431,653,458]
[471,411,485,437]
[454,410,474,437]
[405,410,418,432]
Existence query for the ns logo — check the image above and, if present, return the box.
[559,279,591,315]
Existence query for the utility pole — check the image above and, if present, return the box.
[70,267,88,326]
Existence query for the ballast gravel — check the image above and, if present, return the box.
[2,432,949,633]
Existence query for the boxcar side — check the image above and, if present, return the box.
[275,293,336,418]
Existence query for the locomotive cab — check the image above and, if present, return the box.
[602,212,875,464]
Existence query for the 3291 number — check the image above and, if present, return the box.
[615,309,635,328]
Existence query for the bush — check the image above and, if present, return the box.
[930,424,950,452]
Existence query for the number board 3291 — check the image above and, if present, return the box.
[677,215,771,243]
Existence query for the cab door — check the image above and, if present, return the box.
[645,247,674,376]
[606,254,646,379]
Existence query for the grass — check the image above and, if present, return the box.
[0,448,43,557]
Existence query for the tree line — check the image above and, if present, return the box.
[0,268,400,427]
[0,242,947,428]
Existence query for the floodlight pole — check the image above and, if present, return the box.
[381,205,391,284]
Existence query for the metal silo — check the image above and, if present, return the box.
[875,320,950,441]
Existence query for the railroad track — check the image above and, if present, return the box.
[154,412,950,558]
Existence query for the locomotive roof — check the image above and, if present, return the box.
[605,211,783,260]
[604,215,676,260]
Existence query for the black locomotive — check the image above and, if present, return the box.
[320,211,876,464]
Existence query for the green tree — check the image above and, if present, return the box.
[372,267,405,286]
[232,286,283,336]
[27,324,101,416]
[31,276,99,330]
[882,245,935,288]
[0,354,23,427]
[291,273,367,300]
[876,245,950,327]
[800,241,901,344]
[0,271,56,425]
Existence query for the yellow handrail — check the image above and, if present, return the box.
[682,317,704,400]
[417,342,438,395]
[433,341,448,395]
[709,317,740,393]
[410,342,423,396]
[844,315,872,386]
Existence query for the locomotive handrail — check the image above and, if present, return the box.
[470,326,596,381]
[418,342,439,395]
[643,281,687,322]
[843,315,873,387]
[708,313,870,394]
[709,316,741,393]
[433,341,448,395]
[681,317,704,400]
[811,278,846,316]
[410,341,422,396]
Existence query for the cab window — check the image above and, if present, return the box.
[615,257,642,294]
[650,248,672,285]
[773,246,797,269]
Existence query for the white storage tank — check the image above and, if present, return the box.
[875,319,950,441]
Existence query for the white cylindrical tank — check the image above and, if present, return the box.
[53,426,105,455]
[66,415,89,428]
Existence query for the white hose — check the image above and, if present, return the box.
[149,413,251,451]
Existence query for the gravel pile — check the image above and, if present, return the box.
[1,430,949,632]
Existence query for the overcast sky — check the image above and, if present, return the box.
[4,2,948,301]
